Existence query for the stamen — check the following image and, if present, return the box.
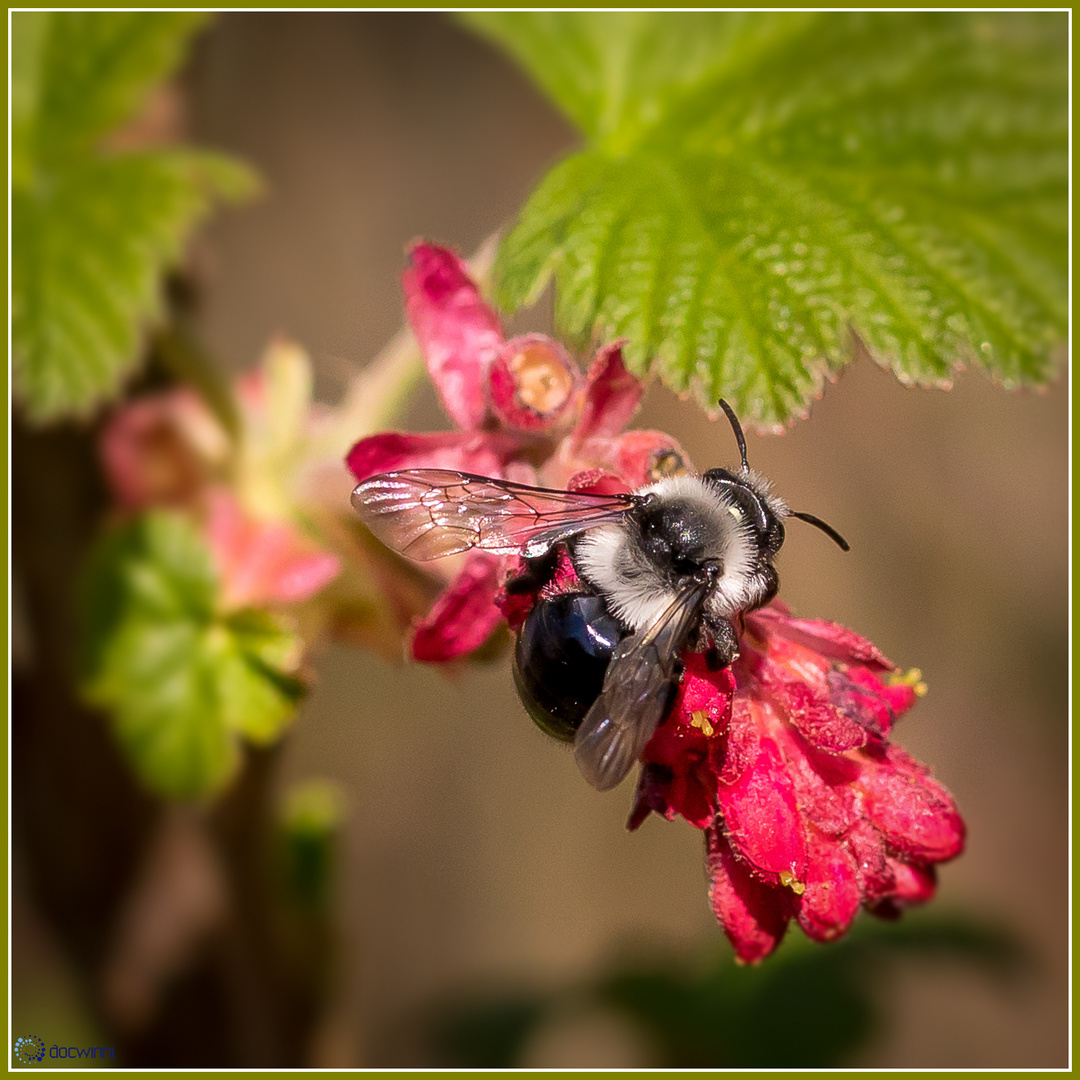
[779,869,806,895]
[888,667,928,697]
[508,342,575,414]
[690,709,715,737]
[648,448,687,479]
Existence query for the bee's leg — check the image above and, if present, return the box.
[503,547,560,595]
[703,616,739,670]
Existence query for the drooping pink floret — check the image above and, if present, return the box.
[99,388,227,510]
[630,601,965,963]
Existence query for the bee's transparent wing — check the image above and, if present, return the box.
[351,469,639,561]
[574,579,709,791]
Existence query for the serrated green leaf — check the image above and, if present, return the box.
[13,150,258,422]
[11,10,259,423]
[471,12,1067,428]
[81,513,307,800]
[31,11,209,165]
[461,12,815,144]
[11,12,52,186]
[220,610,306,743]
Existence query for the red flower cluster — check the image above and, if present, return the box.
[632,605,964,961]
[346,243,965,961]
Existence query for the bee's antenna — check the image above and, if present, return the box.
[790,511,851,552]
[717,399,749,471]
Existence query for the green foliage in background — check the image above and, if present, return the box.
[424,913,1024,1068]
[81,513,306,799]
[11,12,257,422]
[465,12,1067,428]
[277,779,348,911]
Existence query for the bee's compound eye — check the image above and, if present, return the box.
[512,593,627,742]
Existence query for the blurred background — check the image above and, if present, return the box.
[12,12,1068,1068]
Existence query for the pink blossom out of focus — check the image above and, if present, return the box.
[99,388,227,510]
[205,489,341,611]
[99,350,343,617]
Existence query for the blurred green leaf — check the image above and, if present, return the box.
[420,912,1023,1068]
[82,512,306,799]
[14,152,255,422]
[426,992,552,1069]
[29,12,209,165]
[466,12,1067,428]
[595,913,1024,1068]
[11,11,258,423]
[277,779,347,910]
[10,12,51,185]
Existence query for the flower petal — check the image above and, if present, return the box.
[403,243,504,430]
[409,552,504,662]
[858,746,966,862]
[875,859,938,916]
[796,830,861,942]
[766,668,867,753]
[717,698,761,785]
[630,660,734,829]
[825,666,914,740]
[749,604,893,669]
[707,828,792,963]
[346,430,530,483]
[771,722,860,838]
[572,342,643,442]
[565,469,632,496]
[206,490,341,609]
[843,819,896,900]
[717,720,808,888]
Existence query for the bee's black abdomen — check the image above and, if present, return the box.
[512,593,627,742]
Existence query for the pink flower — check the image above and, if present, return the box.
[205,489,341,610]
[630,601,965,963]
[346,242,690,662]
[98,342,344,615]
[98,388,228,510]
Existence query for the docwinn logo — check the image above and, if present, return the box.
[13,1039,115,1064]
[13,1037,46,1065]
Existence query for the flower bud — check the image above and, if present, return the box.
[488,334,581,434]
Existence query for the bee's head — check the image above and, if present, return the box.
[702,465,786,557]
[708,399,850,555]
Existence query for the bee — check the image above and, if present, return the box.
[351,401,847,792]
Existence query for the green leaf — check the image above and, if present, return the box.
[595,913,1023,1068]
[469,12,1067,428]
[30,11,209,166]
[11,12,52,186]
[11,11,259,423]
[81,513,307,800]
[418,911,1023,1068]
[14,152,257,422]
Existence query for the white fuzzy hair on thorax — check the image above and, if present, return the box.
[573,473,768,633]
